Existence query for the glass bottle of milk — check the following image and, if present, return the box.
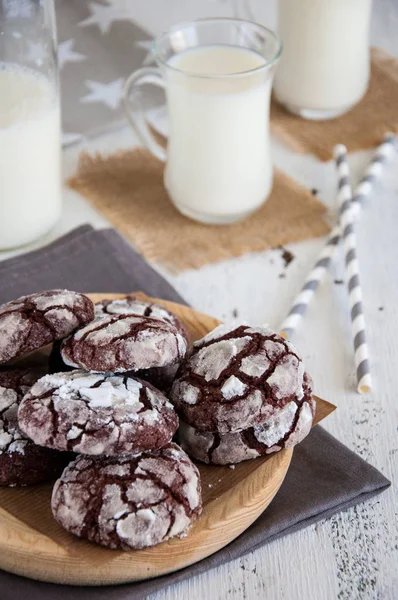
[236,0,373,119]
[273,0,373,119]
[0,0,61,250]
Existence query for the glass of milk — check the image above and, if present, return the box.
[123,19,281,224]
[237,0,373,120]
[0,0,61,250]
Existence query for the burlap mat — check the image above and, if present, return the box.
[271,47,398,161]
[69,149,330,272]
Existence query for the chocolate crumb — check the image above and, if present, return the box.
[334,279,344,285]
[279,246,295,268]
[279,273,286,279]
[232,308,238,318]
[378,307,384,311]
[311,188,319,195]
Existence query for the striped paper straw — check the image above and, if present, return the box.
[279,133,396,339]
[334,144,371,394]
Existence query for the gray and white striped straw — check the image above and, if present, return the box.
[279,133,396,339]
[334,144,371,394]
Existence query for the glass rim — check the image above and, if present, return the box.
[153,17,282,79]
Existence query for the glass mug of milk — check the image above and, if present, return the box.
[237,0,373,119]
[123,19,281,224]
[0,0,61,250]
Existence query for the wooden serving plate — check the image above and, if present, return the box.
[0,293,335,585]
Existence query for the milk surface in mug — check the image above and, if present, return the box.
[274,0,372,116]
[164,45,272,222]
[0,64,61,249]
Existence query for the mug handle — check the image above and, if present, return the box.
[123,67,167,162]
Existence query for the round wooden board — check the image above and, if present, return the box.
[0,293,335,586]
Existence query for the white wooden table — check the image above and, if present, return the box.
[2,1,398,598]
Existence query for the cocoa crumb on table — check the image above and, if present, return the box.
[278,246,295,268]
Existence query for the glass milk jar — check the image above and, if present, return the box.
[0,0,61,250]
[273,0,373,119]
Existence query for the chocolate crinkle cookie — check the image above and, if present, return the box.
[18,370,179,456]
[0,367,72,486]
[171,323,311,434]
[49,341,179,394]
[95,296,189,342]
[51,443,202,550]
[60,314,187,374]
[178,373,315,465]
[0,290,94,364]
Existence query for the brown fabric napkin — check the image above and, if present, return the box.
[271,47,398,161]
[0,226,390,600]
[68,150,330,273]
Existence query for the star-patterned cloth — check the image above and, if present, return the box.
[56,0,231,144]
[55,0,159,144]
[55,0,231,144]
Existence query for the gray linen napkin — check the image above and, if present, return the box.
[0,225,185,305]
[0,226,390,600]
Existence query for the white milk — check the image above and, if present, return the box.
[164,45,273,223]
[274,0,373,118]
[0,64,61,249]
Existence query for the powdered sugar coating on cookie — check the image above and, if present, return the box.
[0,368,44,456]
[0,290,94,364]
[18,370,178,456]
[0,367,71,486]
[95,296,189,342]
[171,324,309,433]
[178,377,315,465]
[60,314,187,374]
[51,443,202,550]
